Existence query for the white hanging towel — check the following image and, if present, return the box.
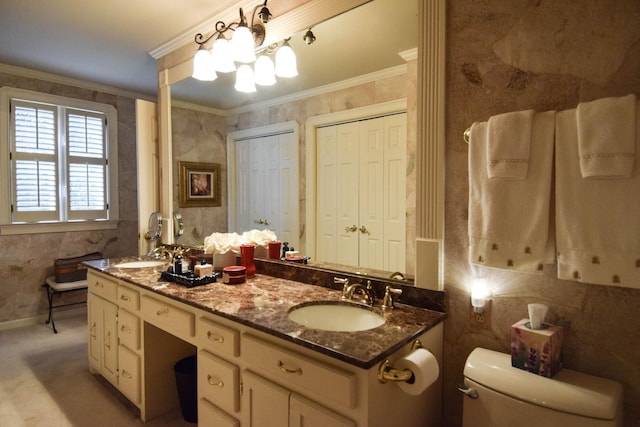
[468,110,556,274]
[576,94,636,178]
[555,103,640,288]
[486,109,535,179]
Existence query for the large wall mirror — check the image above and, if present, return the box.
[156,0,445,287]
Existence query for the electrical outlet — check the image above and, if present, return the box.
[470,300,491,326]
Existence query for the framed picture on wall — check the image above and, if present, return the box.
[178,161,221,208]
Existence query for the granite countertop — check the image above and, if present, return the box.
[85,257,446,369]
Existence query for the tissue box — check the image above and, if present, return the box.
[510,318,564,378]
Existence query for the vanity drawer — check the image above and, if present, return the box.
[197,316,240,357]
[117,285,140,312]
[141,295,195,338]
[118,344,141,404]
[199,398,239,427]
[87,271,117,302]
[118,309,140,350]
[198,350,240,414]
[242,334,357,409]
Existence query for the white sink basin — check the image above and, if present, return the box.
[114,260,168,269]
[288,302,385,332]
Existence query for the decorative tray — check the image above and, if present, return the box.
[159,270,219,287]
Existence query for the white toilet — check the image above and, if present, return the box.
[460,348,623,427]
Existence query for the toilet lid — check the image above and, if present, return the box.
[464,348,623,420]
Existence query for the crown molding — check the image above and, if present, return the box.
[0,63,155,101]
[228,63,407,115]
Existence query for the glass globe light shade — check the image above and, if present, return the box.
[254,55,276,86]
[192,48,217,81]
[211,37,236,73]
[232,25,256,63]
[275,42,298,78]
[234,64,256,93]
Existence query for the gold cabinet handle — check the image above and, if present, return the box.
[359,226,371,235]
[278,360,303,375]
[120,294,131,301]
[207,331,224,343]
[90,321,97,338]
[207,374,224,387]
[156,308,169,316]
[345,225,357,233]
[120,325,131,334]
[121,370,133,379]
[105,331,111,350]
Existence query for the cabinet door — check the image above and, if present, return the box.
[242,371,289,427]
[87,294,102,373]
[101,299,119,386]
[118,344,141,404]
[290,393,355,427]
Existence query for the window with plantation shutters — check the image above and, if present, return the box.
[1,87,118,231]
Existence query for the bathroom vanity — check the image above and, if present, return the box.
[84,258,445,427]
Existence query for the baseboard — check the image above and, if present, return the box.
[0,306,86,331]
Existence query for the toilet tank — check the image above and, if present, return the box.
[461,348,623,427]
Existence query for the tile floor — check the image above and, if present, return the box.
[0,308,193,426]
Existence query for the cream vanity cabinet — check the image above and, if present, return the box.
[87,271,143,407]
[86,268,443,426]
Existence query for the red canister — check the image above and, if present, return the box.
[222,266,247,284]
[268,240,282,260]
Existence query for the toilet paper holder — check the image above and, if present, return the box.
[377,339,423,384]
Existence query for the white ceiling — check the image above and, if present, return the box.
[0,0,417,110]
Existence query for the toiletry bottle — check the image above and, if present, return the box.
[281,242,289,260]
[173,253,183,275]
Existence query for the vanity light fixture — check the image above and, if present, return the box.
[471,276,490,313]
[192,1,299,93]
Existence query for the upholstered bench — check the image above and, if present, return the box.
[44,276,88,333]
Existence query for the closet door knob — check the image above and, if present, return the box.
[345,225,357,233]
[359,226,371,235]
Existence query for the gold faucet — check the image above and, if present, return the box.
[341,280,375,307]
[148,246,174,259]
[381,285,402,310]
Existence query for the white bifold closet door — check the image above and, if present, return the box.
[316,113,406,272]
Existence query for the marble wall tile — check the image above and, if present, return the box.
[0,73,138,323]
[443,1,640,425]
[171,106,229,246]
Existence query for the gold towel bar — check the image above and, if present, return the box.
[463,127,471,144]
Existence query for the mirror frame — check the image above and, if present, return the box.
[156,0,445,287]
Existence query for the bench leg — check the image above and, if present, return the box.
[44,285,58,333]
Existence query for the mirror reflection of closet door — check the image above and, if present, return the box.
[316,113,406,271]
[235,132,298,248]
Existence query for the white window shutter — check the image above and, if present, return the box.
[11,102,59,222]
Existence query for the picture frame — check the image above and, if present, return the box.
[178,161,221,208]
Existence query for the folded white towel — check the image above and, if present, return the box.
[576,94,636,178]
[469,111,556,274]
[556,103,640,288]
[486,109,535,179]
